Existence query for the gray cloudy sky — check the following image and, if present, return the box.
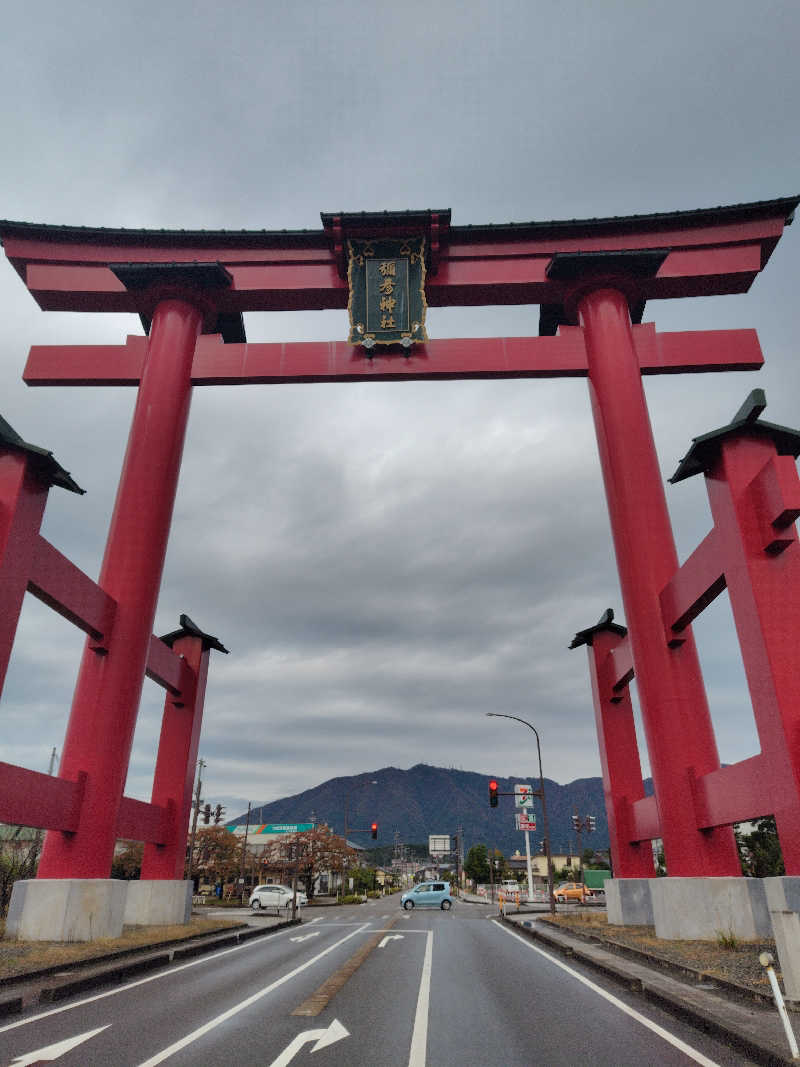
[1,0,799,824]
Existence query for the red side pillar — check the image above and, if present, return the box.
[0,453,48,700]
[705,435,800,872]
[38,298,203,879]
[582,628,655,878]
[141,633,210,880]
[578,286,740,876]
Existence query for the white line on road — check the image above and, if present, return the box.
[407,931,433,1067]
[0,923,341,1036]
[492,921,722,1067]
[136,924,369,1065]
[10,1024,109,1064]
[268,1018,349,1066]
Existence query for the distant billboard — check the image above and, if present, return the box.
[429,835,451,855]
[258,823,314,834]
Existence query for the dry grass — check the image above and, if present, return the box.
[541,911,777,993]
[0,917,240,980]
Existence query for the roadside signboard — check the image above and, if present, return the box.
[515,813,537,831]
[515,784,534,808]
[429,835,451,855]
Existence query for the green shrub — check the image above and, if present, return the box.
[339,894,365,905]
[716,928,739,950]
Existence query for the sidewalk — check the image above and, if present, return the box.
[501,909,799,1066]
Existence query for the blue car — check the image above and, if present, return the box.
[401,881,453,910]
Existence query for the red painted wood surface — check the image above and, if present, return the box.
[2,201,790,314]
[585,628,656,876]
[579,286,740,877]
[23,326,762,387]
[38,299,203,878]
[142,634,210,878]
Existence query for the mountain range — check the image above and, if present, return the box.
[229,763,653,860]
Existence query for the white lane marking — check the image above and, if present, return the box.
[289,933,320,942]
[378,935,404,948]
[0,923,345,1035]
[492,922,721,1067]
[11,1025,110,1064]
[137,925,369,1066]
[407,931,433,1067]
[268,1018,349,1066]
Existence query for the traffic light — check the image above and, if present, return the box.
[539,840,546,854]
[587,815,596,832]
[371,822,378,840]
[202,803,212,824]
[213,804,225,825]
[571,813,580,831]
[489,780,498,807]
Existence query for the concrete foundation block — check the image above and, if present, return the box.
[651,877,771,940]
[763,877,800,1001]
[605,878,654,926]
[5,879,127,942]
[763,876,800,913]
[769,909,800,1001]
[124,880,192,926]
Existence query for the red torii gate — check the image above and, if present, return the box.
[0,198,797,905]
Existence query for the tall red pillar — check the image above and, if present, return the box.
[38,298,203,879]
[578,285,740,877]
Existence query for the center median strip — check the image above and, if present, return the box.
[292,917,399,1017]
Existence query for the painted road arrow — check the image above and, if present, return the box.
[12,1025,110,1064]
[289,932,320,942]
[378,934,404,948]
[268,1018,349,1065]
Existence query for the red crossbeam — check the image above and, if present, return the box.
[0,762,171,843]
[24,326,762,387]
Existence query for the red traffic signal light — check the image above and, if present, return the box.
[489,780,498,807]
[371,822,378,839]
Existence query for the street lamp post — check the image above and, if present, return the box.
[486,713,556,914]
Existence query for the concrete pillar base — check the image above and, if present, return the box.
[605,878,655,926]
[651,877,771,940]
[764,877,800,1001]
[124,880,192,925]
[5,879,127,942]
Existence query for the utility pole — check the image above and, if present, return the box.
[186,757,205,883]
[239,801,252,901]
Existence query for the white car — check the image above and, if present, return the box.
[248,884,307,911]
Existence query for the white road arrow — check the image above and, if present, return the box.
[12,1024,110,1064]
[289,932,320,942]
[378,934,405,948]
[268,1018,349,1066]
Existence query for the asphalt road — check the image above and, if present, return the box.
[0,898,762,1066]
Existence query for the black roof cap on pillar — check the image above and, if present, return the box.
[569,608,627,650]
[545,248,670,281]
[109,261,233,290]
[160,613,229,654]
[669,389,800,484]
[110,262,246,345]
[0,413,84,494]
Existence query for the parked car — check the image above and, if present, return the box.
[249,884,307,911]
[401,881,453,910]
[554,881,587,903]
